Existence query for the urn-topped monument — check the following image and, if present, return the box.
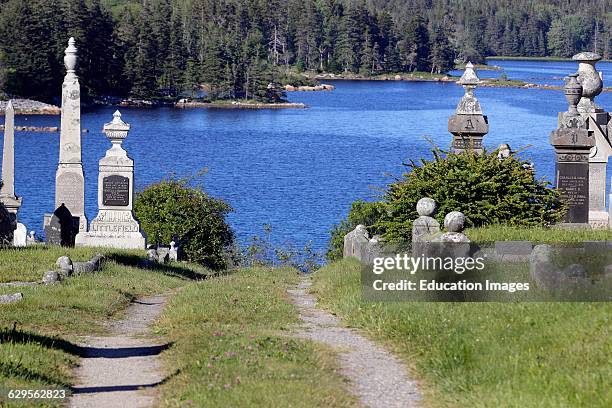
[566,52,612,228]
[75,111,146,249]
[448,62,489,154]
[550,75,596,225]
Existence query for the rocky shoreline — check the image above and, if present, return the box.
[175,100,307,109]
[0,99,60,115]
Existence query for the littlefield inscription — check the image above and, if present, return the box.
[103,175,130,207]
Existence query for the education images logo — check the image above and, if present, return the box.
[370,254,530,293]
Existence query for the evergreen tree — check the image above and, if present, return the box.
[128,5,158,98]
[401,15,430,72]
[430,24,455,73]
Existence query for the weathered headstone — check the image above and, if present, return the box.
[44,204,79,246]
[0,202,16,244]
[570,52,612,228]
[75,111,146,249]
[412,198,440,242]
[448,62,488,154]
[13,223,27,247]
[1,100,22,216]
[44,38,87,234]
[343,225,370,259]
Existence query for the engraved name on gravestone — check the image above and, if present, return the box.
[56,172,84,212]
[550,128,594,224]
[103,175,130,206]
[557,166,589,221]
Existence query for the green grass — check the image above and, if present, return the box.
[155,267,357,407]
[1,248,357,407]
[312,258,612,408]
[0,247,210,407]
[0,246,104,282]
[466,225,612,244]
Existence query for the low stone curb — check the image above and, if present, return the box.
[0,292,24,304]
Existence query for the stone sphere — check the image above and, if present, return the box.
[56,256,73,273]
[416,198,437,217]
[444,211,466,232]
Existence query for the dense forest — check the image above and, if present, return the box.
[0,0,610,102]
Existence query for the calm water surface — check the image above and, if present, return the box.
[3,61,612,253]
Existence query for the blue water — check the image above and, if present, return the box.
[2,60,612,254]
[450,59,612,87]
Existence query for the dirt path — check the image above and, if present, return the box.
[69,294,171,408]
[288,278,421,408]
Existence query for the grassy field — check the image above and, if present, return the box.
[312,258,612,408]
[155,267,357,407]
[466,225,612,244]
[0,247,356,407]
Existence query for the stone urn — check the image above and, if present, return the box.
[564,74,582,115]
[63,37,78,74]
[573,52,603,113]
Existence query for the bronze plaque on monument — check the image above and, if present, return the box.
[103,175,130,206]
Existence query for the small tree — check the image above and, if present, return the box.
[134,179,235,270]
[327,147,565,257]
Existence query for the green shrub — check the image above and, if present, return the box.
[134,179,234,270]
[327,200,386,261]
[328,148,565,256]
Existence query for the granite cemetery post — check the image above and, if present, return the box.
[550,74,595,225]
[0,100,22,217]
[448,62,489,154]
[44,38,87,245]
[75,111,146,249]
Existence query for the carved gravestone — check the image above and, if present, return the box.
[75,111,146,249]
[44,204,79,247]
[0,203,16,245]
[550,128,594,224]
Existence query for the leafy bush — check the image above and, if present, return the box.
[134,179,235,270]
[327,148,565,256]
[327,200,386,261]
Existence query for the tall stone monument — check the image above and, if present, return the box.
[0,100,22,216]
[75,111,146,249]
[570,52,612,228]
[448,62,489,154]
[44,37,87,237]
[550,74,595,225]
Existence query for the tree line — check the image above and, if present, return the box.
[0,0,609,102]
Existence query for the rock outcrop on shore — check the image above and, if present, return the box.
[175,100,307,109]
[284,84,335,91]
[0,99,60,115]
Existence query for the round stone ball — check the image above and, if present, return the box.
[444,211,466,232]
[416,198,437,217]
[56,256,73,273]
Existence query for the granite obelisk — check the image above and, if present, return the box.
[0,100,22,215]
[46,38,87,234]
